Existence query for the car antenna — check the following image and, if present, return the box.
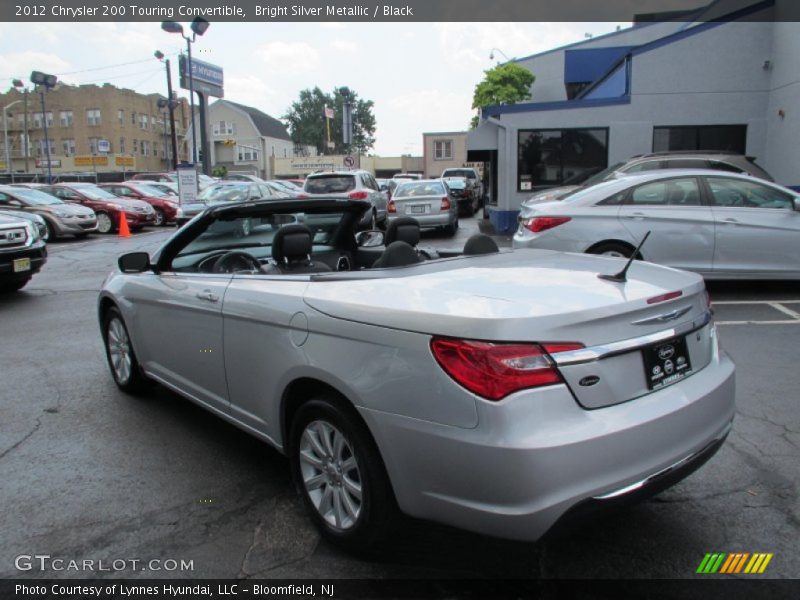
[598,231,651,283]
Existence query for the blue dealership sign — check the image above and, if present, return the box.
[179,55,224,98]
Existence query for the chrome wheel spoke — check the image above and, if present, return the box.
[304,472,326,491]
[332,487,345,528]
[341,484,359,519]
[343,475,362,501]
[299,449,323,469]
[341,457,357,472]
[303,428,327,460]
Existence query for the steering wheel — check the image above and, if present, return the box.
[211,251,262,274]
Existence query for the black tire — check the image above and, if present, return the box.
[588,242,636,259]
[153,208,165,227]
[74,233,88,239]
[0,278,30,293]
[442,219,457,236]
[102,307,150,394]
[289,397,397,554]
[45,220,58,241]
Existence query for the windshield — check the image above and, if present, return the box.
[7,188,63,205]
[561,179,625,203]
[132,184,171,198]
[444,178,466,189]
[395,181,446,197]
[72,185,119,200]
[305,175,355,194]
[442,169,476,179]
[197,184,250,203]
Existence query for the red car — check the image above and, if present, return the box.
[41,183,156,234]
[99,182,179,227]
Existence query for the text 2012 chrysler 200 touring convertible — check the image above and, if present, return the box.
[98,198,735,551]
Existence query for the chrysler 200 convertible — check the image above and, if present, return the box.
[98,198,735,551]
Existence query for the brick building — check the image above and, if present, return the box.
[0,83,190,176]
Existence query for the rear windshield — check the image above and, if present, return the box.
[395,181,446,197]
[305,175,355,194]
[442,169,476,179]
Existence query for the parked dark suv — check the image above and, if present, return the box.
[523,151,774,206]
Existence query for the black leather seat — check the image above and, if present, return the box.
[372,241,422,269]
[385,217,421,247]
[262,224,331,274]
[463,233,499,255]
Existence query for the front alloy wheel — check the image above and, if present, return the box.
[300,420,363,530]
[96,212,113,234]
[153,208,165,227]
[103,307,149,393]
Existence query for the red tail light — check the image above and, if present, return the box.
[296,193,309,199]
[646,290,683,304]
[348,190,369,200]
[431,338,583,401]
[388,200,396,213]
[522,216,571,233]
[441,197,451,210]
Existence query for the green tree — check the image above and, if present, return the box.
[470,63,535,128]
[283,87,376,155]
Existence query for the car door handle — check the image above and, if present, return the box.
[626,212,646,220]
[722,218,739,224]
[196,291,219,303]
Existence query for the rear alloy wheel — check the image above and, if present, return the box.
[45,220,57,241]
[589,242,635,259]
[103,307,149,394]
[290,397,397,553]
[96,212,114,234]
[153,208,165,227]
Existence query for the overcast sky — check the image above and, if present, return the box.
[0,21,628,155]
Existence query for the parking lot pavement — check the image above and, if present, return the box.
[0,223,798,580]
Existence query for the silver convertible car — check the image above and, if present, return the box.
[99,198,735,551]
[513,170,800,279]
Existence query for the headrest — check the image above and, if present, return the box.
[385,217,420,246]
[372,241,422,269]
[272,224,313,263]
[463,233,499,255]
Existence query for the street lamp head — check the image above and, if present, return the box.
[161,20,183,35]
[12,79,24,88]
[30,71,57,88]
[489,50,494,60]
[190,17,210,36]
[154,50,165,60]
[339,86,351,98]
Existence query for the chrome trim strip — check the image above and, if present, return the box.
[630,305,692,325]
[551,309,712,367]
[592,420,732,501]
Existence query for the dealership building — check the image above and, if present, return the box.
[468,0,799,232]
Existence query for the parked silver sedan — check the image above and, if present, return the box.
[388,179,459,235]
[99,198,734,552]
[514,170,800,279]
[0,185,97,239]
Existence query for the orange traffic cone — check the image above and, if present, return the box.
[118,212,131,238]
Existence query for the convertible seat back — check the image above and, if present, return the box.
[264,224,332,274]
[463,233,499,255]
[372,241,422,269]
[385,217,421,247]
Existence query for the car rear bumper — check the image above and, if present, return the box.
[388,212,454,228]
[360,351,735,541]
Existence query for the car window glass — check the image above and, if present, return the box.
[0,193,8,202]
[305,176,355,194]
[708,161,744,174]
[395,182,446,197]
[629,178,702,206]
[624,161,663,173]
[706,177,792,209]
[664,159,707,169]
[258,184,273,198]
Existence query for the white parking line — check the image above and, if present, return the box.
[713,299,800,326]
[716,319,800,326]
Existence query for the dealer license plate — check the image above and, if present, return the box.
[642,336,692,390]
[13,258,31,273]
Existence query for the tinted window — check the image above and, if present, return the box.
[624,160,663,173]
[518,128,608,190]
[394,182,446,197]
[653,125,747,153]
[705,177,792,209]
[662,159,708,169]
[442,169,476,180]
[629,178,702,206]
[305,176,356,194]
[707,161,744,174]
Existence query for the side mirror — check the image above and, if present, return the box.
[356,230,384,248]
[118,252,151,273]
[794,197,800,212]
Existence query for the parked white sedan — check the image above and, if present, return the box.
[513,170,800,279]
[99,198,734,552]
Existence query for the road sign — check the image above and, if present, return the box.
[97,139,110,153]
[179,55,224,98]
[176,163,198,206]
[343,155,355,167]
[324,106,334,119]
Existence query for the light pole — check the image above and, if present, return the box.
[30,71,57,184]
[155,50,179,169]
[161,18,209,167]
[339,87,353,154]
[3,100,21,182]
[489,48,511,63]
[12,79,30,174]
